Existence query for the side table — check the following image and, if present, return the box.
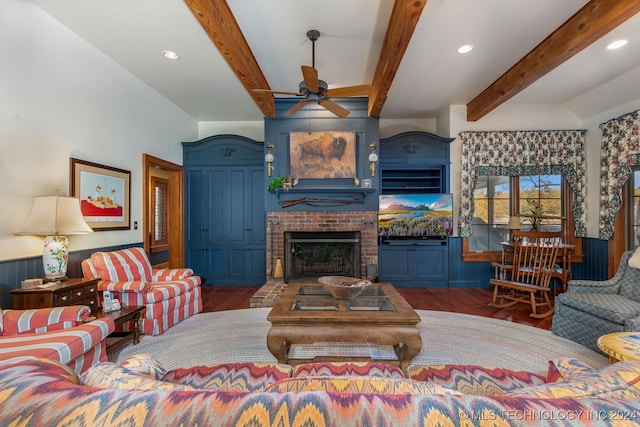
[95,306,144,359]
[597,332,640,363]
[10,278,100,311]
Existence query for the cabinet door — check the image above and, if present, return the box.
[185,169,205,243]
[378,246,411,281]
[379,244,448,287]
[412,246,448,286]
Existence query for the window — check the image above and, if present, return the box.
[151,177,168,251]
[464,173,580,262]
[469,176,510,251]
[625,167,640,249]
[518,174,563,232]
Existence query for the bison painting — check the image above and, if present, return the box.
[290,131,356,179]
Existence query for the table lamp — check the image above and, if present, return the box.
[16,195,93,280]
[507,216,521,242]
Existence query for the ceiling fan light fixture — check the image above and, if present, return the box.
[457,44,474,54]
[162,50,180,60]
[607,39,627,50]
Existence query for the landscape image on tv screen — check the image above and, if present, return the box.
[378,194,454,237]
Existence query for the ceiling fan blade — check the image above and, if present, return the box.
[252,88,302,96]
[283,99,309,117]
[301,65,319,92]
[319,99,350,118]
[325,84,372,98]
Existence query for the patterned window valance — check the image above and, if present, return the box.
[599,109,640,240]
[459,130,587,238]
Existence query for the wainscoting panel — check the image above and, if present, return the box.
[571,237,610,281]
[447,237,493,288]
[0,243,141,309]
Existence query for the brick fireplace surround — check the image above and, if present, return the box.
[252,210,377,308]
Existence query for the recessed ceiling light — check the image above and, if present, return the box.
[607,39,628,50]
[162,50,180,60]
[457,44,474,54]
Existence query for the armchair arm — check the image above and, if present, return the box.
[151,268,195,281]
[565,278,621,294]
[625,316,640,331]
[2,305,90,335]
[97,280,150,293]
[491,262,514,280]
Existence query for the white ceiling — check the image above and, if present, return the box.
[31,0,640,122]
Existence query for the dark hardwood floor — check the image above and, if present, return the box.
[200,285,553,330]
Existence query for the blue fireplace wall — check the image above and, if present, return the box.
[264,98,379,212]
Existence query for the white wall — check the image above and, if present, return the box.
[198,121,265,141]
[0,0,197,261]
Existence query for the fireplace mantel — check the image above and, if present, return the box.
[271,187,375,208]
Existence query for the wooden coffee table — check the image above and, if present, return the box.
[267,283,422,370]
[597,332,640,363]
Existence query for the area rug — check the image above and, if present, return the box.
[115,308,607,375]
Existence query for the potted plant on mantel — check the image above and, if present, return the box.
[268,176,296,192]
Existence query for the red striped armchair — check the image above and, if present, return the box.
[0,305,114,374]
[81,247,202,336]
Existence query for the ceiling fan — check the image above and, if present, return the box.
[252,30,372,118]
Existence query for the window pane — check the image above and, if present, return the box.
[519,174,562,232]
[471,175,510,251]
[474,198,488,223]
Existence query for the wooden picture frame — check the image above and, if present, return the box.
[289,131,356,179]
[70,158,131,231]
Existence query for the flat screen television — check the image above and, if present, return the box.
[378,193,454,238]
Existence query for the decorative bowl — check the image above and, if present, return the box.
[317,276,373,300]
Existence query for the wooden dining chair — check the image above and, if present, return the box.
[489,230,562,318]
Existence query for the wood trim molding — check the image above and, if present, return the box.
[142,154,185,268]
[368,0,427,117]
[466,0,640,121]
[184,0,275,117]
[609,186,627,278]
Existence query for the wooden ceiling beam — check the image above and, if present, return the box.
[184,0,275,117]
[368,0,427,117]
[467,0,640,122]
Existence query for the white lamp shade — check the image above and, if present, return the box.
[507,216,522,230]
[16,196,93,235]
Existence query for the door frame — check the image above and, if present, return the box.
[143,154,184,267]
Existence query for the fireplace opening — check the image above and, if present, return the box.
[284,231,361,282]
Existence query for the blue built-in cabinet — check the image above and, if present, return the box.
[378,131,454,287]
[182,135,266,285]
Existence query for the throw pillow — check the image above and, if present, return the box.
[628,247,640,269]
[546,358,595,383]
[265,376,462,395]
[504,361,640,399]
[83,362,195,391]
[119,353,166,380]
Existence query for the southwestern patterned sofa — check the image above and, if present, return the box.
[81,247,202,335]
[0,305,114,374]
[1,354,639,425]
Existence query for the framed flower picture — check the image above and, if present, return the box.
[70,158,131,230]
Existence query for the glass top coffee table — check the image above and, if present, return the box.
[266,282,422,370]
